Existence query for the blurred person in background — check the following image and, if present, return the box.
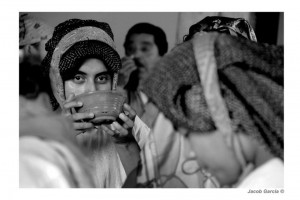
[19,13,53,64]
[132,16,281,188]
[141,21,283,188]
[19,61,95,188]
[118,23,168,118]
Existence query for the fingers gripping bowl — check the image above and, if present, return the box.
[73,90,126,124]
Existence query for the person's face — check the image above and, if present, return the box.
[187,130,242,186]
[125,33,161,80]
[64,58,112,98]
[21,38,49,64]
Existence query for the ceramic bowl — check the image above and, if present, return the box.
[73,90,126,124]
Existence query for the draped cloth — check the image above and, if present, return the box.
[141,32,283,160]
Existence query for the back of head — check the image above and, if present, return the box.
[141,33,283,160]
[183,16,257,42]
[124,23,168,56]
[19,61,51,99]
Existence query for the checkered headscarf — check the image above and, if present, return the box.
[141,33,283,159]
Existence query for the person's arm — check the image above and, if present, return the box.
[116,114,153,187]
[114,138,141,177]
[100,103,141,176]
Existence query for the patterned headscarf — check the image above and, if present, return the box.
[141,33,283,160]
[42,19,121,110]
[184,16,257,42]
[19,13,53,47]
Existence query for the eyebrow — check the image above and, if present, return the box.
[127,40,153,46]
[141,41,153,46]
[76,71,112,77]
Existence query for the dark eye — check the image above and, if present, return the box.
[73,75,84,83]
[96,74,111,84]
[141,45,151,53]
[126,45,136,56]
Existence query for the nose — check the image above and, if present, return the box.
[133,49,143,59]
[85,80,97,93]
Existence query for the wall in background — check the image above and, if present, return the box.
[26,12,178,58]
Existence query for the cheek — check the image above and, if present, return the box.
[64,81,85,97]
[144,53,160,70]
[96,82,111,91]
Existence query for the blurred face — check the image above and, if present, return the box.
[64,58,112,98]
[125,33,161,80]
[187,130,242,186]
[20,38,49,64]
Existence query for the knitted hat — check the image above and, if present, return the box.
[141,40,216,132]
[42,19,121,109]
[19,13,53,46]
[141,33,283,159]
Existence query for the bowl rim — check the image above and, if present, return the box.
[73,90,125,100]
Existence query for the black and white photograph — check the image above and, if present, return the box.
[1,0,299,199]
[18,11,284,189]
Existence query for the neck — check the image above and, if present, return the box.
[252,145,274,168]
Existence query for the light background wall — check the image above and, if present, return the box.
[26,12,179,58]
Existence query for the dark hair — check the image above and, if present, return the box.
[19,61,51,99]
[124,23,168,56]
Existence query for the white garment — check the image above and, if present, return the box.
[20,136,95,188]
[76,128,127,188]
[75,115,150,188]
[237,158,284,188]
[133,92,210,187]
[19,96,95,188]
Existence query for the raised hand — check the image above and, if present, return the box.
[100,103,136,143]
[118,56,138,87]
[62,93,95,135]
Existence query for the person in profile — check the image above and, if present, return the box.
[141,24,283,188]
